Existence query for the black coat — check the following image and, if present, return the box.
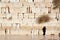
[42,27,46,32]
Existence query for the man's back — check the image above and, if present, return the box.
[42,26,46,35]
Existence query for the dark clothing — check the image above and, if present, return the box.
[5,29,7,34]
[42,26,46,35]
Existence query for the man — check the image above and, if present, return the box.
[5,28,7,34]
[42,26,46,36]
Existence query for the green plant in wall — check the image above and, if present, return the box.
[53,0,60,12]
[37,15,51,24]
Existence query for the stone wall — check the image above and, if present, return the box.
[0,0,60,35]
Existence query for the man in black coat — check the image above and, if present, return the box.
[42,26,46,36]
